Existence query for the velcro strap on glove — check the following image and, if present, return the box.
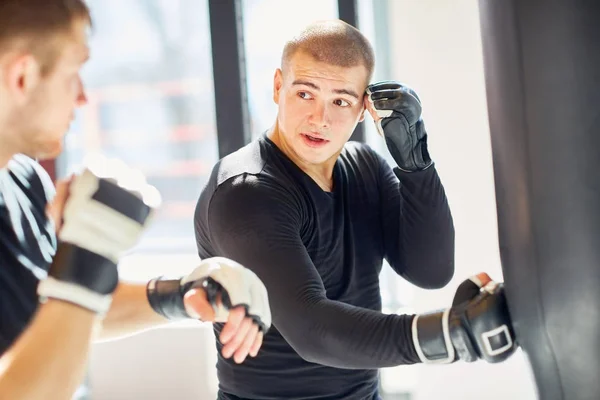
[38,277,114,315]
[37,242,119,315]
[412,310,455,364]
[146,278,191,320]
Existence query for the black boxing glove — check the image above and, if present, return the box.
[412,275,517,364]
[146,257,272,333]
[366,81,432,172]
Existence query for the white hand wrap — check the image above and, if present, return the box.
[38,156,161,315]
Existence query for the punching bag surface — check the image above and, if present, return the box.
[478,1,600,399]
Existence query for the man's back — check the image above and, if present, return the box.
[195,135,419,399]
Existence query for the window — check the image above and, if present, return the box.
[59,0,217,256]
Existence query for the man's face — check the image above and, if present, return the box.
[6,19,89,160]
[273,51,368,166]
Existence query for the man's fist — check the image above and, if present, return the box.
[60,157,160,263]
[147,257,271,363]
[412,274,517,364]
[146,257,271,363]
[365,81,432,172]
[38,157,161,315]
[147,257,271,330]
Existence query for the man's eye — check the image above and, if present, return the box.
[334,99,351,107]
[298,92,312,100]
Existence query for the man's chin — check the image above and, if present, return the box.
[33,142,64,161]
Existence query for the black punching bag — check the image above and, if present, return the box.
[478,1,600,400]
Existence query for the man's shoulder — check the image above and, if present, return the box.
[208,137,292,196]
[195,140,301,244]
[215,139,268,186]
[0,155,56,283]
[4,155,55,204]
[8,154,49,178]
[199,138,294,215]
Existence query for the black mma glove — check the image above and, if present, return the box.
[38,157,160,315]
[366,81,432,172]
[412,275,517,364]
[146,257,272,333]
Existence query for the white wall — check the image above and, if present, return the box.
[379,1,538,399]
[90,324,217,400]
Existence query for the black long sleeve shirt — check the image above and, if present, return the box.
[194,135,455,400]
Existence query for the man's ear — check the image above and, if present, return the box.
[273,68,283,105]
[358,109,366,123]
[3,53,40,105]
[358,96,367,123]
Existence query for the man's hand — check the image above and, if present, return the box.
[38,157,161,315]
[365,81,432,172]
[451,272,492,306]
[146,257,271,364]
[183,289,263,364]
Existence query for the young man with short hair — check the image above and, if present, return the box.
[195,20,516,400]
[0,1,271,398]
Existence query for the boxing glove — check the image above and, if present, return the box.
[146,257,272,333]
[38,157,160,315]
[412,275,517,364]
[366,81,432,172]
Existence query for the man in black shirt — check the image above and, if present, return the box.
[195,20,516,400]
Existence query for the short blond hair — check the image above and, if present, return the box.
[0,0,91,75]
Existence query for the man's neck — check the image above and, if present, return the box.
[0,150,14,169]
[267,124,337,192]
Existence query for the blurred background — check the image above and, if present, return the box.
[47,0,539,399]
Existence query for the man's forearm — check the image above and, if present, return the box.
[277,298,420,369]
[98,282,170,341]
[0,300,99,400]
